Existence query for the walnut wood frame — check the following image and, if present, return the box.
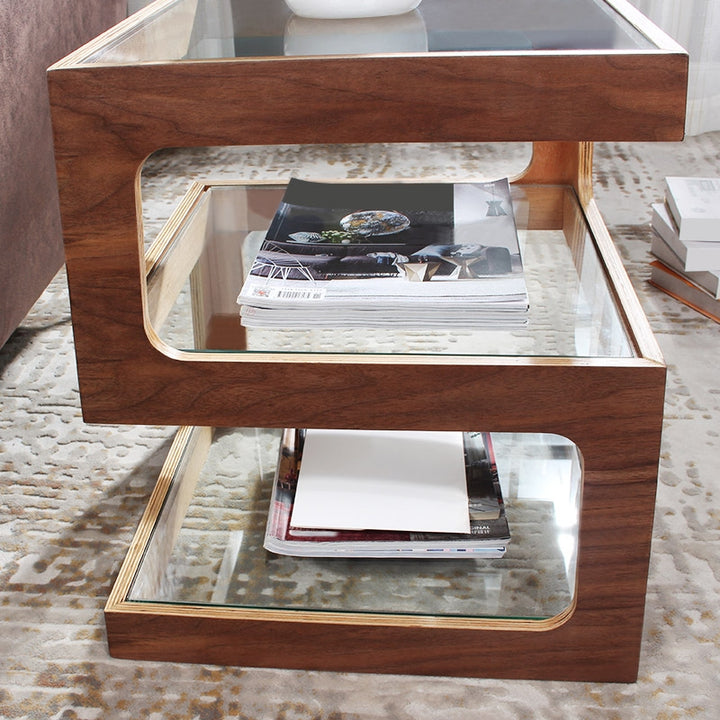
[48,0,688,681]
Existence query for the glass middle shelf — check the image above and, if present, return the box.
[125,426,581,622]
[146,181,633,360]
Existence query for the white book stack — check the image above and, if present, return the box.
[648,177,720,323]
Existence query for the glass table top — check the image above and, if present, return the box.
[85,0,655,64]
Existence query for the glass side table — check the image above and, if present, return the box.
[48,0,688,680]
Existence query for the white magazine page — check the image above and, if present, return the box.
[290,429,471,534]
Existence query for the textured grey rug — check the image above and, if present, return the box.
[2,134,719,718]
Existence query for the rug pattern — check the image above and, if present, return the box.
[1,134,719,718]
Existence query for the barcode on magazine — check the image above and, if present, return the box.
[251,286,326,301]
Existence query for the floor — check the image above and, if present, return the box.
[1,134,719,718]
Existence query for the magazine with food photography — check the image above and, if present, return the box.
[238,178,528,328]
[263,428,511,558]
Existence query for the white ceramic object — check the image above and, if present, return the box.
[284,13,427,56]
[285,0,422,20]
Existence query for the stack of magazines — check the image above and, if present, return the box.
[264,428,511,559]
[237,178,529,329]
[648,176,720,323]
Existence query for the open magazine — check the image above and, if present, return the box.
[264,429,511,558]
[238,178,528,328]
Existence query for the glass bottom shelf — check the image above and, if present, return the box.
[124,427,582,624]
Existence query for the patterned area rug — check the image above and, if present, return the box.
[2,134,719,718]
